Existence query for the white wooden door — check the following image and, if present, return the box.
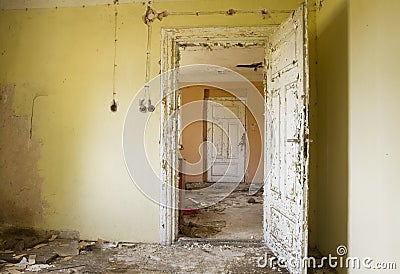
[265,4,309,274]
[206,99,246,183]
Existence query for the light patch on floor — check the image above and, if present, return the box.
[180,183,263,240]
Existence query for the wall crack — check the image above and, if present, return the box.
[30,94,47,140]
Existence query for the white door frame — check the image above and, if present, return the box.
[159,26,276,245]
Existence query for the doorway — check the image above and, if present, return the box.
[160,4,309,274]
[176,43,265,240]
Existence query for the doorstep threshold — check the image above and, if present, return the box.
[176,237,264,247]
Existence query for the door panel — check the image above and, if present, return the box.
[265,4,309,274]
[207,99,246,183]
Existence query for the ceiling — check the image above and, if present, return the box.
[179,46,265,83]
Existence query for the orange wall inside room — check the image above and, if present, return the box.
[180,83,264,184]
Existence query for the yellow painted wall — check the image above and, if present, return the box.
[348,0,400,272]
[315,0,348,264]
[0,4,159,242]
[316,1,400,272]
[0,0,315,242]
[180,84,264,184]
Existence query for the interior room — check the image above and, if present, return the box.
[0,0,399,273]
[177,46,265,240]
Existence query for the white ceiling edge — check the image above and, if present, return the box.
[0,0,189,10]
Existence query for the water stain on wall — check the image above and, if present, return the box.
[0,83,45,227]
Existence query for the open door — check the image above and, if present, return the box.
[264,3,309,274]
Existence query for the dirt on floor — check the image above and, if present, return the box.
[0,184,335,274]
[0,224,338,274]
[180,182,263,240]
[0,224,288,274]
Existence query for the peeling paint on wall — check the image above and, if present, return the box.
[0,84,45,227]
[0,0,313,243]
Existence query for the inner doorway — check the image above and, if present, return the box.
[177,45,265,240]
[179,94,264,240]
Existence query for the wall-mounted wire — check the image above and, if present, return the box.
[166,8,292,19]
[138,3,294,113]
[110,2,119,112]
[140,4,160,113]
[144,23,152,103]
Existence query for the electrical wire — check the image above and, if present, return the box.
[112,4,118,101]
[144,23,152,101]
[167,9,292,17]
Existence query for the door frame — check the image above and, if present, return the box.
[159,26,277,245]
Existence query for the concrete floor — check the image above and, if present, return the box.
[1,238,288,273]
[0,185,335,274]
[180,182,263,240]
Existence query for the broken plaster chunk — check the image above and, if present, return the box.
[119,243,136,248]
[48,234,58,241]
[16,257,28,265]
[61,256,73,262]
[53,240,79,257]
[12,254,27,260]
[0,250,14,254]
[78,241,96,252]
[102,241,119,249]
[33,243,47,249]
[13,257,29,269]
[6,269,23,274]
[28,254,36,265]
[96,238,119,249]
[25,264,55,272]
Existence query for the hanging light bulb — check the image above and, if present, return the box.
[148,99,155,112]
[139,99,147,113]
[110,99,118,112]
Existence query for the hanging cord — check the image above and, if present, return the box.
[140,4,157,113]
[144,23,152,101]
[138,3,293,113]
[110,4,119,112]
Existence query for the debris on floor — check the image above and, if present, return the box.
[182,209,199,215]
[0,226,55,252]
[0,224,338,273]
[0,225,287,274]
[180,182,264,240]
[180,220,226,238]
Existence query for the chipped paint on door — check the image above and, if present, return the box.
[206,98,246,183]
[264,4,309,274]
